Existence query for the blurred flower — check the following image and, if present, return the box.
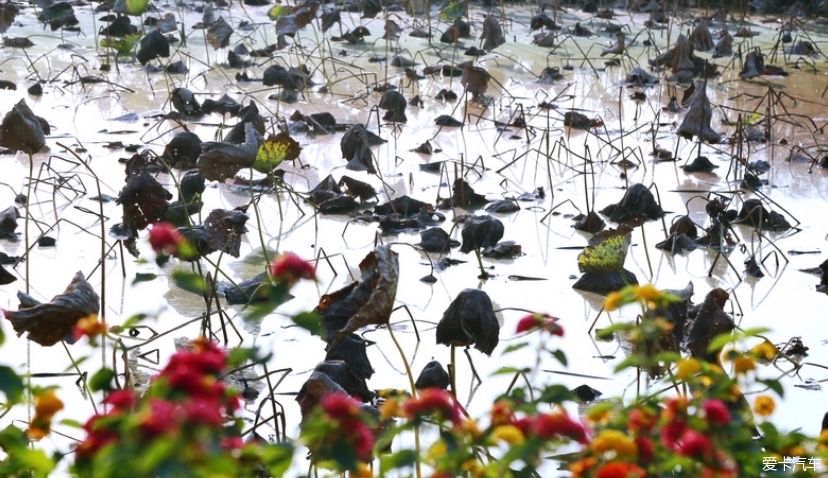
[702,399,730,426]
[184,397,224,426]
[27,389,64,440]
[732,356,755,375]
[590,429,637,457]
[594,461,646,478]
[529,412,588,444]
[427,440,447,461]
[140,398,178,436]
[104,389,136,411]
[753,395,775,417]
[269,252,316,286]
[750,341,778,362]
[660,419,687,450]
[321,392,360,420]
[491,424,524,445]
[404,388,462,425]
[603,292,622,311]
[460,418,481,438]
[220,436,244,450]
[662,397,688,421]
[379,399,402,420]
[626,407,656,433]
[675,358,700,380]
[489,400,513,426]
[569,457,596,478]
[633,284,662,301]
[73,314,107,342]
[148,222,184,254]
[635,436,654,463]
[515,313,564,336]
[76,415,117,458]
[675,429,713,459]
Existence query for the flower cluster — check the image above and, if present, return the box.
[27,389,64,440]
[320,393,375,460]
[148,222,185,255]
[70,338,275,476]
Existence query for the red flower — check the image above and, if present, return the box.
[76,415,118,458]
[140,399,178,436]
[490,400,514,426]
[185,397,224,426]
[595,462,646,478]
[701,399,730,426]
[104,390,136,410]
[220,436,244,450]
[351,423,374,459]
[148,222,183,254]
[627,407,656,433]
[321,392,360,419]
[635,436,655,463]
[403,389,462,424]
[531,412,588,444]
[269,253,316,285]
[515,314,564,336]
[676,428,713,459]
[660,419,687,451]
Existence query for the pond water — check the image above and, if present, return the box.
[1,0,828,475]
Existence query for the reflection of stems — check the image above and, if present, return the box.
[25,154,33,294]
[449,344,457,399]
[387,324,421,478]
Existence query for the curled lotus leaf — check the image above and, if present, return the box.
[4,271,100,346]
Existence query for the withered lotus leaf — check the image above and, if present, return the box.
[686,288,733,361]
[0,99,47,155]
[4,271,100,346]
[116,172,172,233]
[415,360,450,389]
[313,360,373,402]
[206,17,233,49]
[481,14,505,51]
[460,215,504,253]
[197,122,261,181]
[325,333,374,380]
[179,208,249,258]
[436,289,500,355]
[317,246,399,338]
[600,183,663,223]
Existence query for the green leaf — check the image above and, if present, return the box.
[292,311,323,336]
[99,32,140,55]
[379,450,417,473]
[226,347,258,368]
[654,351,681,363]
[551,349,568,367]
[132,272,158,285]
[613,355,641,372]
[0,366,24,404]
[172,270,208,295]
[267,5,291,20]
[439,0,465,20]
[758,378,784,398]
[707,332,738,353]
[59,418,83,429]
[124,0,148,16]
[577,229,631,272]
[243,283,291,322]
[492,366,529,376]
[89,368,115,392]
[501,342,528,354]
[538,384,573,404]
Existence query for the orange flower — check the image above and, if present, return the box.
[595,461,646,478]
[753,395,775,417]
[27,389,64,440]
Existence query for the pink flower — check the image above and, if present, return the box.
[675,428,713,459]
[515,313,564,336]
[269,253,315,285]
[103,390,136,410]
[404,389,462,424]
[140,399,178,436]
[321,392,360,419]
[531,412,588,444]
[635,436,655,463]
[702,399,730,426]
[148,222,183,254]
[660,419,687,451]
[220,436,244,450]
[184,397,224,426]
[352,423,374,459]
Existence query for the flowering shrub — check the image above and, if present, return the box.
[70,338,293,477]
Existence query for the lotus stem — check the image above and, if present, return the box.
[387,324,422,478]
[449,344,457,399]
[474,248,487,278]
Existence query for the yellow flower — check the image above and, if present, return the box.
[751,341,778,362]
[733,356,756,375]
[604,292,622,311]
[460,418,482,438]
[590,429,637,457]
[818,430,828,451]
[675,358,700,380]
[491,425,524,445]
[462,459,484,477]
[634,284,662,302]
[27,389,64,440]
[569,458,596,478]
[379,399,402,420]
[355,463,372,478]
[586,406,611,424]
[427,441,446,461]
[753,395,775,417]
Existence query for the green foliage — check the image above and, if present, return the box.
[0,366,24,404]
[171,270,207,295]
[123,0,148,16]
[99,33,140,56]
[577,232,630,272]
[439,0,465,20]
[0,425,56,477]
